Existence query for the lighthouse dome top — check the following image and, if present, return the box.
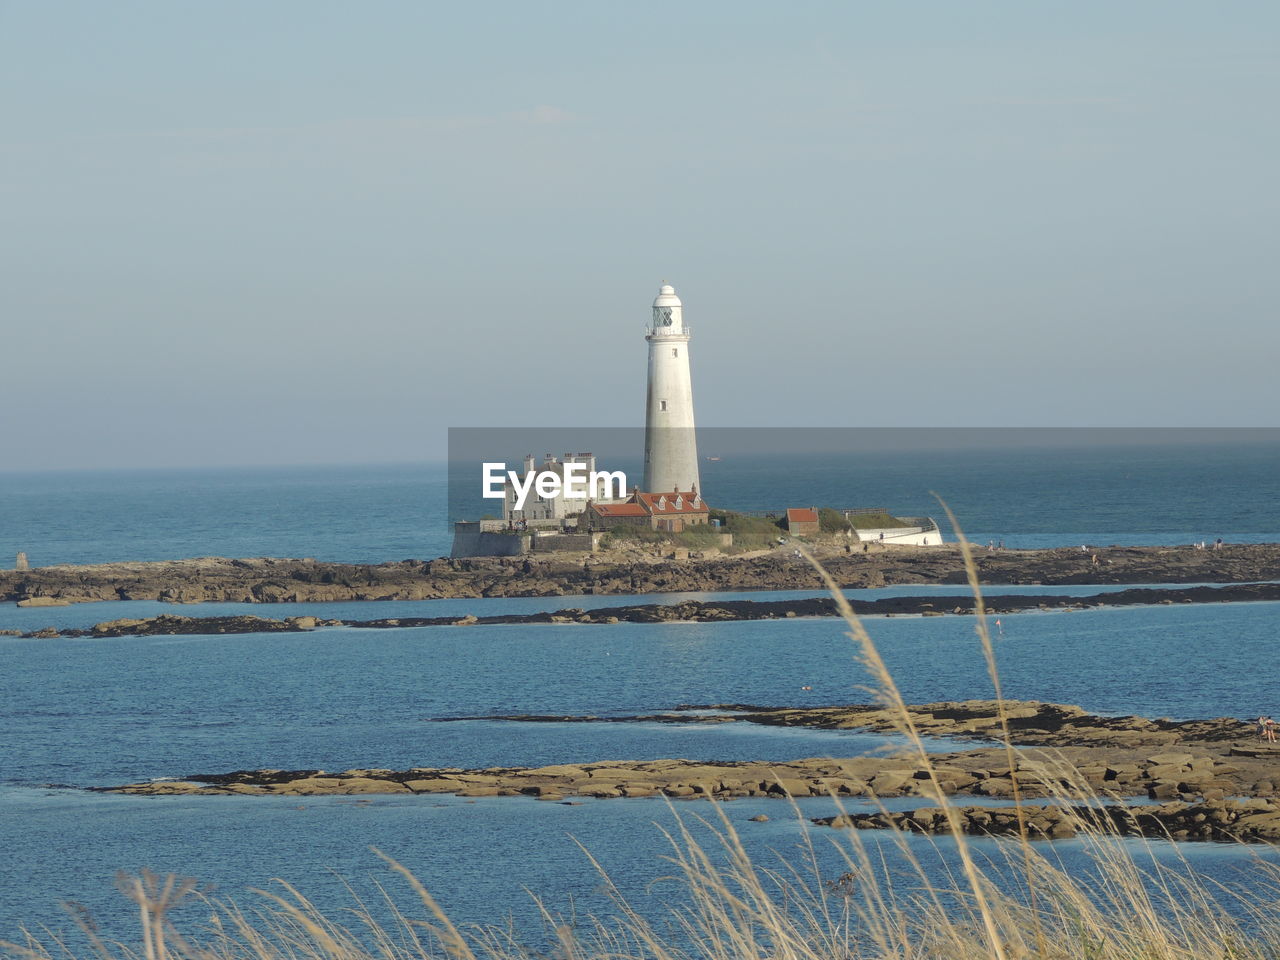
[653,284,682,307]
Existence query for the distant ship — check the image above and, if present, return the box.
[705,456,721,461]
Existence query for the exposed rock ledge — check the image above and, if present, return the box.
[100,700,1280,841]
[429,699,1260,750]
[14,582,1280,639]
[815,798,1280,843]
[5,544,1280,606]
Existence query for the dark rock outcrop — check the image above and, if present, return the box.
[5,544,1280,606]
[815,797,1280,842]
[24,582,1280,638]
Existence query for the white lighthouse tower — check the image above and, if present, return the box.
[642,283,700,494]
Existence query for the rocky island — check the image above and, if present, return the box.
[11,581,1280,639]
[102,699,1280,843]
[4,543,1280,606]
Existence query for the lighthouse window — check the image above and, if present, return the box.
[671,348,678,357]
[660,400,667,411]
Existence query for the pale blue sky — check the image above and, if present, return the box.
[3,2,1278,470]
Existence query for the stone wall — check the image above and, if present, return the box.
[530,533,600,553]
[450,522,529,558]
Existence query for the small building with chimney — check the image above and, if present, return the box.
[586,488,709,533]
[785,507,820,537]
[584,500,651,530]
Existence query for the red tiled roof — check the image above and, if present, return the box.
[787,508,819,524]
[592,503,649,517]
[635,490,708,514]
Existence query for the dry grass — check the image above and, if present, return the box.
[6,509,1280,960]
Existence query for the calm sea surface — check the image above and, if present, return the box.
[2,446,1279,941]
[2,440,1278,566]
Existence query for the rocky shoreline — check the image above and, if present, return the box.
[4,544,1280,606]
[101,699,1280,842]
[10,581,1280,639]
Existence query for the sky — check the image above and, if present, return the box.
[3,1,1278,470]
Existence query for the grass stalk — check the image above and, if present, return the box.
[792,539,1012,960]
[933,495,1047,957]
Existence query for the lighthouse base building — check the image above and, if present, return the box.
[585,488,710,533]
[452,282,709,557]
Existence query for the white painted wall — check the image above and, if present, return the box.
[856,524,945,546]
[642,284,700,494]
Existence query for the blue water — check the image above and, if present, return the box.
[0,462,451,566]
[3,440,1278,566]
[4,603,1274,790]
[4,599,1280,939]
[3,451,1279,943]
[7,787,1273,951]
[698,441,1280,547]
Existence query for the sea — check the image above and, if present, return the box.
[2,440,1280,943]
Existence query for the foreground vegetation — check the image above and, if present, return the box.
[7,519,1280,960]
[8,814,1280,960]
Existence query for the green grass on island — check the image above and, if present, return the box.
[597,507,920,553]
